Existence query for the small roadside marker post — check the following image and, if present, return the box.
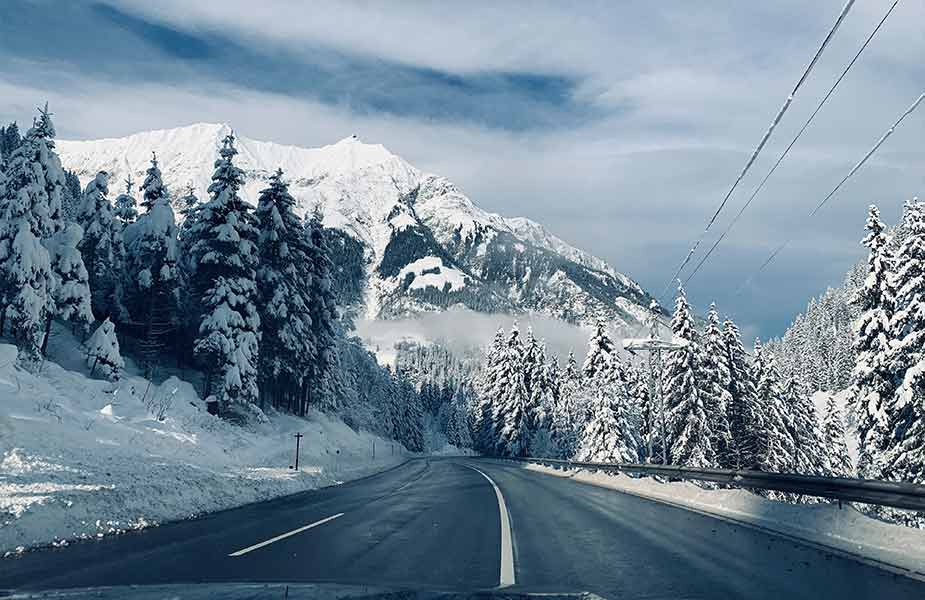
[290,432,303,470]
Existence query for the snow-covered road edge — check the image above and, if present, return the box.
[522,463,925,579]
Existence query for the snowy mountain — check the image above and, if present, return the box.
[58,123,656,326]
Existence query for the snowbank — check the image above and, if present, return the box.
[523,463,925,578]
[0,326,409,555]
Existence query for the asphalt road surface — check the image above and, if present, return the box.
[1,458,923,599]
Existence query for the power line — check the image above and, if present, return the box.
[656,0,856,302]
[684,0,901,287]
[735,91,925,296]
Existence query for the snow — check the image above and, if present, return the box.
[524,463,925,577]
[398,256,467,293]
[0,325,409,555]
[813,389,859,464]
[57,123,652,329]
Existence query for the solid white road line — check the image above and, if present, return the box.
[228,512,344,557]
[465,465,515,588]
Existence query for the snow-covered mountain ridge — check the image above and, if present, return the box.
[58,122,655,326]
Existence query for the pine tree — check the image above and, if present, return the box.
[77,171,127,320]
[663,283,715,467]
[302,207,338,415]
[446,384,474,449]
[575,373,637,463]
[754,343,796,474]
[0,119,56,361]
[521,328,548,441]
[701,303,733,467]
[493,324,530,456]
[723,319,762,469]
[60,170,82,224]
[550,350,582,458]
[880,200,925,479]
[123,154,179,372]
[0,121,22,161]
[46,223,93,334]
[852,204,896,477]
[582,318,619,382]
[875,201,925,523]
[255,169,314,411]
[113,175,138,226]
[474,327,506,453]
[86,318,124,381]
[0,106,73,362]
[821,395,853,477]
[189,134,261,408]
[393,372,425,452]
[786,376,827,476]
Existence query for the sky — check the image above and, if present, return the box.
[1,0,923,340]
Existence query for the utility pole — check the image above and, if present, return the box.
[290,432,303,470]
[623,299,686,464]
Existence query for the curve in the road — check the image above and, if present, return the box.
[463,464,515,588]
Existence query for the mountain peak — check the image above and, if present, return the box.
[57,124,654,327]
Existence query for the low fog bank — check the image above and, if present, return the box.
[352,307,640,366]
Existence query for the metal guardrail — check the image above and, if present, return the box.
[489,456,925,512]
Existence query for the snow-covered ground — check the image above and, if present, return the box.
[0,325,411,556]
[524,463,925,577]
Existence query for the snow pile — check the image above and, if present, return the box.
[523,463,925,576]
[0,326,408,555]
[398,256,468,293]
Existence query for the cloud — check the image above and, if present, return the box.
[1,0,923,341]
[351,306,628,367]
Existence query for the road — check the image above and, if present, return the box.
[1,458,922,599]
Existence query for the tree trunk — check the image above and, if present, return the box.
[40,314,53,356]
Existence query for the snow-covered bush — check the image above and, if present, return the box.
[86,318,124,381]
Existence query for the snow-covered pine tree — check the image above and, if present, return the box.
[446,384,474,449]
[550,349,582,459]
[0,106,80,361]
[877,200,925,519]
[176,183,199,221]
[188,134,261,409]
[474,327,506,453]
[0,119,56,361]
[45,223,93,338]
[86,317,124,381]
[28,105,65,236]
[77,171,127,321]
[701,303,733,467]
[493,324,530,457]
[785,376,826,476]
[853,207,896,478]
[582,317,619,382]
[393,371,425,452]
[820,394,853,477]
[302,207,338,414]
[123,154,179,373]
[521,328,548,441]
[663,283,715,467]
[529,351,560,456]
[0,121,22,161]
[255,169,314,411]
[754,343,796,474]
[723,319,762,469]
[113,175,138,226]
[575,370,637,463]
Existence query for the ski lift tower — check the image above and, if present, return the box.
[623,299,687,464]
